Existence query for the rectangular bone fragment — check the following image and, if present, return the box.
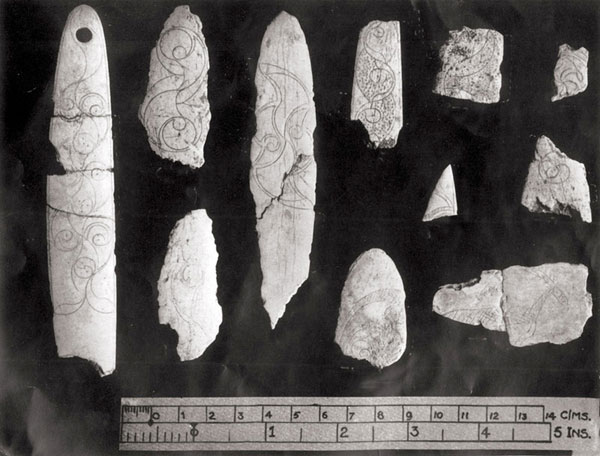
[433,270,505,331]
[521,135,591,223]
[157,210,222,361]
[250,11,316,329]
[139,6,210,168]
[502,263,592,347]
[335,249,407,369]
[433,27,503,103]
[47,5,116,375]
[350,21,402,148]
[552,44,588,102]
[423,164,457,221]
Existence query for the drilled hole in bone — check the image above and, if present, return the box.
[76,27,92,43]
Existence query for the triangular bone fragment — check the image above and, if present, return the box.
[335,249,407,368]
[552,44,588,102]
[139,6,211,168]
[249,12,316,329]
[350,20,403,148]
[158,210,222,361]
[521,136,591,223]
[423,165,457,221]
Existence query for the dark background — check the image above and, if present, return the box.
[1,0,598,455]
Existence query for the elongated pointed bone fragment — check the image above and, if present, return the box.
[552,44,588,102]
[423,165,457,221]
[157,210,222,361]
[502,263,592,347]
[47,5,116,376]
[139,6,210,168]
[433,27,503,104]
[250,12,316,329]
[350,21,402,148]
[433,263,593,346]
[335,249,407,368]
[433,270,504,331]
[521,136,591,222]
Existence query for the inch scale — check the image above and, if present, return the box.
[120,396,599,452]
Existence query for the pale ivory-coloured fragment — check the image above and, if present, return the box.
[350,21,402,148]
[434,264,593,346]
[423,165,457,221]
[521,136,591,223]
[157,210,222,361]
[250,12,316,329]
[47,5,116,375]
[139,6,210,168]
[433,270,505,331]
[552,44,588,102]
[335,249,407,369]
[433,27,503,103]
[502,263,592,347]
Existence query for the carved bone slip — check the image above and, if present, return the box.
[139,6,211,168]
[335,249,407,369]
[249,12,317,329]
[433,27,504,104]
[350,20,402,148]
[157,210,222,361]
[47,5,116,376]
[422,164,457,222]
[552,44,588,102]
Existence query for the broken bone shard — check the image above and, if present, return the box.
[433,270,505,331]
[139,6,210,168]
[434,263,593,346]
[552,44,588,102]
[249,11,316,329]
[433,27,503,103]
[423,165,457,221]
[350,20,402,148]
[47,5,116,376]
[502,263,592,347]
[335,249,407,369]
[521,135,591,223]
[158,210,222,361]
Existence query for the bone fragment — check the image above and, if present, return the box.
[335,249,407,369]
[350,21,402,148]
[433,27,503,103]
[521,136,591,223]
[249,12,316,329]
[139,6,210,168]
[47,5,116,375]
[552,44,588,102]
[423,165,457,221]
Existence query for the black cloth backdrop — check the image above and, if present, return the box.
[1,0,598,455]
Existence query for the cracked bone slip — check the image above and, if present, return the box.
[433,263,592,346]
[350,20,402,148]
[521,135,591,223]
[139,6,210,168]
[157,210,222,361]
[249,12,316,329]
[47,5,116,376]
[433,27,503,103]
[422,165,457,221]
[335,249,407,369]
[552,44,588,102]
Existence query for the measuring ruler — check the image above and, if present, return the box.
[120,396,599,452]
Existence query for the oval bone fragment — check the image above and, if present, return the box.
[521,136,591,223]
[158,210,222,361]
[552,44,588,102]
[250,11,316,329]
[335,249,407,369]
[433,27,503,104]
[350,20,403,148]
[139,6,210,168]
[423,165,457,221]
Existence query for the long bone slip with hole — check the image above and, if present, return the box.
[47,5,116,376]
